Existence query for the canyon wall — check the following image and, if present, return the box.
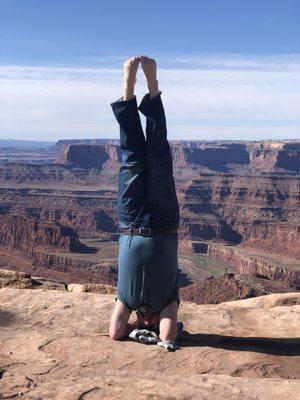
[0,214,91,255]
[207,244,300,284]
[58,143,120,171]
[179,272,270,304]
[180,173,299,257]
[171,141,300,173]
[31,252,117,285]
[0,140,299,261]
[0,214,117,285]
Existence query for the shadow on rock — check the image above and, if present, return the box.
[73,244,98,254]
[0,309,15,327]
[178,269,193,287]
[178,332,300,356]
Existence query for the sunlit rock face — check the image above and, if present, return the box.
[0,139,298,290]
[0,287,300,399]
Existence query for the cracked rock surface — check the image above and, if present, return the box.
[0,288,300,399]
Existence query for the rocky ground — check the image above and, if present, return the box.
[1,275,300,399]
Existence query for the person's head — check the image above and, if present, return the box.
[136,303,159,326]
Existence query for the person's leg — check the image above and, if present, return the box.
[110,56,150,229]
[109,299,138,340]
[158,300,179,341]
[138,56,179,230]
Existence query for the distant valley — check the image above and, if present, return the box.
[0,138,299,303]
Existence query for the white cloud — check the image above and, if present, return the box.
[0,54,300,141]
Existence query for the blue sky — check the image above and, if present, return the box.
[0,0,300,141]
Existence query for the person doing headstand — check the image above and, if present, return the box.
[109,55,180,350]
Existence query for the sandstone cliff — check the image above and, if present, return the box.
[207,244,300,284]
[179,272,297,304]
[58,143,120,171]
[171,141,300,173]
[0,139,299,283]
[180,172,299,257]
[0,214,118,286]
[0,214,91,256]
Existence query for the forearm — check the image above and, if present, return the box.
[124,319,139,336]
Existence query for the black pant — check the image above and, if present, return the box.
[110,92,180,230]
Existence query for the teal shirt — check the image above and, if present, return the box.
[116,233,180,313]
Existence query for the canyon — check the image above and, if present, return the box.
[0,139,299,302]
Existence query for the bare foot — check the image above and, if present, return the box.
[123,56,140,100]
[140,55,160,98]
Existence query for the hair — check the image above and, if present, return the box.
[136,303,157,318]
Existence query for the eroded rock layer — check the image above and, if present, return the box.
[179,272,297,304]
[0,214,90,255]
[0,215,118,285]
[0,139,299,288]
[207,244,300,284]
